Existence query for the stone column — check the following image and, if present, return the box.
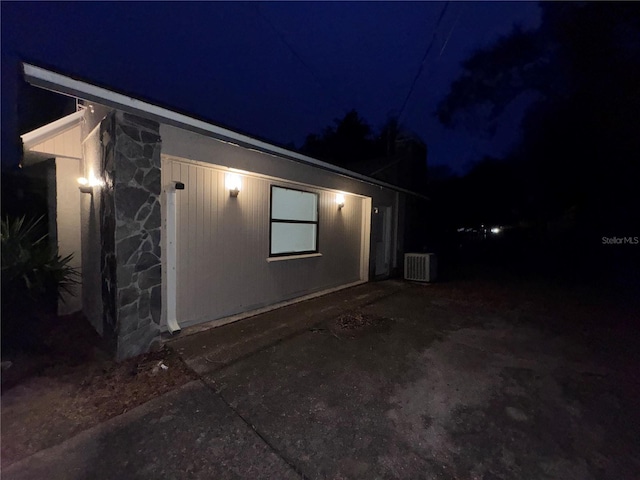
[100,111,162,360]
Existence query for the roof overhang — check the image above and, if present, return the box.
[20,109,84,166]
[21,109,84,150]
[22,63,427,199]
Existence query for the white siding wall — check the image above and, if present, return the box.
[160,124,403,279]
[162,157,366,328]
[79,120,105,335]
[55,157,82,315]
[30,124,82,160]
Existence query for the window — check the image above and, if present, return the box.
[270,186,319,256]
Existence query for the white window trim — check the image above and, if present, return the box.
[266,253,323,262]
[270,185,319,257]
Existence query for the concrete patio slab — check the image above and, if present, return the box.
[179,280,640,479]
[2,381,301,480]
[170,280,410,375]
[5,278,639,479]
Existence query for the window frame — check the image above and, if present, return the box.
[269,185,320,257]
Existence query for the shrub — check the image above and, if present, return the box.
[1,215,80,349]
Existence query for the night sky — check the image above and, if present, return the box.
[2,1,540,173]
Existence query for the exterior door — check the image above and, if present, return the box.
[373,206,392,278]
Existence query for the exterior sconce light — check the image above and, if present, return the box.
[77,177,92,194]
[225,173,241,198]
[77,172,104,194]
[336,193,345,210]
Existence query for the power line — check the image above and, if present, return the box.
[397,1,450,122]
[439,9,461,58]
[253,4,345,110]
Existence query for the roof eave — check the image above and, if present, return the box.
[22,63,428,200]
[20,109,84,150]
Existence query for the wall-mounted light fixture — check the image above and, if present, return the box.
[225,173,241,197]
[336,193,345,210]
[77,171,104,194]
[77,177,93,194]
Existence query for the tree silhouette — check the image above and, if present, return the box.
[301,109,376,168]
[300,110,428,193]
[301,110,430,253]
[437,2,640,237]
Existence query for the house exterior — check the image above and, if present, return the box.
[20,63,426,360]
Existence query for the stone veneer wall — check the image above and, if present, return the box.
[100,111,162,360]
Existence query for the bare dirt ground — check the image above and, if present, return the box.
[1,314,196,468]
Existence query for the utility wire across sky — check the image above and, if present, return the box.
[0,2,543,174]
[397,1,450,123]
[253,3,346,112]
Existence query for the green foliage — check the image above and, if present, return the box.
[1,215,80,307]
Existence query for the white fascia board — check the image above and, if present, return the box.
[22,63,427,199]
[20,109,84,150]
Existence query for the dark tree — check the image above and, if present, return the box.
[300,110,428,193]
[301,109,376,168]
[300,110,431,254]
[437,2,640,239]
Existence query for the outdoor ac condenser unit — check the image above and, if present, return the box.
[404,253,437,282]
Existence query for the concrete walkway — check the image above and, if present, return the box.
[4,279,639,479]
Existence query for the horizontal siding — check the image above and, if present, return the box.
[163,157,366,328]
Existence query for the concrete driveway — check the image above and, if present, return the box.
[5,278,639,479]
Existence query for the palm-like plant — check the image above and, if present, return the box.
[1,215,80,313]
